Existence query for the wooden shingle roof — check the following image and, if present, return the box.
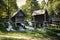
[11,10,25,18]
[32,10,45,16]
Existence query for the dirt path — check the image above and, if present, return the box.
[0,35,58,40]
[0,35,31,40]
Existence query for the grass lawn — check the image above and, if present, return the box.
[0,28,60,40]
[0,37,25,40]
[0,29,57,37]
[0,23,60,40]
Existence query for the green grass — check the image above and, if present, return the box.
[0,29,57,38]
[0,22,60,40]
[0,29,59,40]
[0,37,25,40]
[0,29,60,40]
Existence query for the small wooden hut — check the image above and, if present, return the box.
[49,15,60,26]
[32,9,48,28]
[11,10,26,26]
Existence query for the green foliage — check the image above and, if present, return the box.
[0,0,18,30]
[47,3,55,16]
[21,0,40,20]
[6,0,18,16]
[0,0,7,18]
[40,0,46,9]
[46,0,60,17]
[52,1,60,15]
[0,0,18,18]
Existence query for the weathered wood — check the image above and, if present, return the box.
[11,10,26,27]
[32,9,49,28]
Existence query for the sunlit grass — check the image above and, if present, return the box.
[0,37,25,40]
[0,27,60,40]
[0,29,57,38]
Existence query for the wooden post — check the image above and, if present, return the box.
[15,17,17,27]
[33,16,36,29]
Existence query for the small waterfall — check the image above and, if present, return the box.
[6,22,15,31]
[22,21,34,31]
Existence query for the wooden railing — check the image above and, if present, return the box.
[48,20,60,29]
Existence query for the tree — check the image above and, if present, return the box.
[40,0,46,9]
[0,0,18,30]
[52,1,60,15]
[46,0,60,16]
[21,0,40,20]
[4,0,18,18]
[0,0,8,18]
[0,0,18,19]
